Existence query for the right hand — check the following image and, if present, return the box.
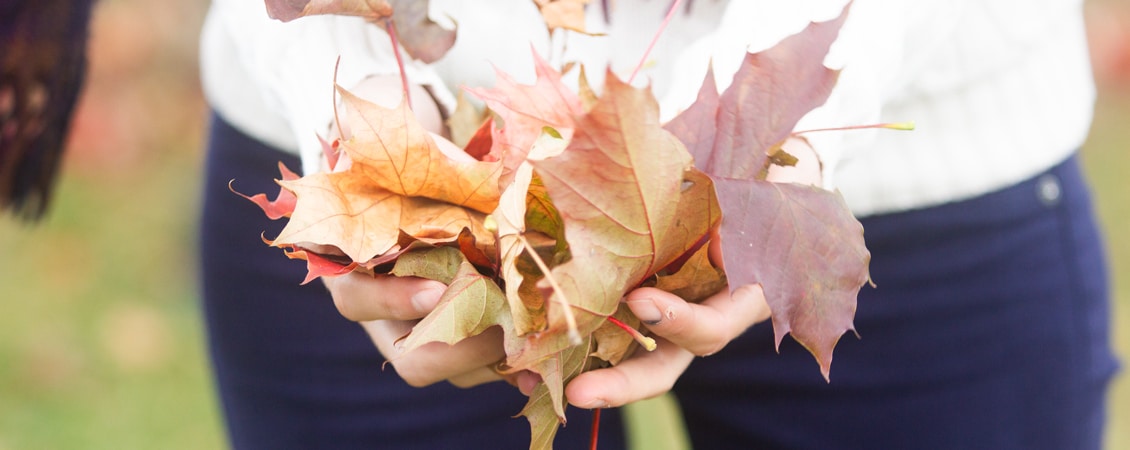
[321,73,510,388]
[324,272,511,388]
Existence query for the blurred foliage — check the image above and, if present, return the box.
[0,0,218,448]
[1085,89,1130,450]
[0,0,1127,449]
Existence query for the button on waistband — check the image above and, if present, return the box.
[1036,174,1062,207]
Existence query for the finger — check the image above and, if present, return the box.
[514,370,541,396]
[325,272,446,321]
[360,320,507,388]
[447,365,504,388]
[625,284,770,357]
[565,337,694,409]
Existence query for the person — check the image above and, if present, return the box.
[197,0,1119,448]
[0,0,94,220]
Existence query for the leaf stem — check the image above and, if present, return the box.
[590,408,601,450]
[385,19,412,108]
[791,121,916,135]
[518,234,582,346]
[606,316,657,351]
[332,56,345,141]
[627,0,683,85]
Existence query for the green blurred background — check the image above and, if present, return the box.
[0,1,1127,449]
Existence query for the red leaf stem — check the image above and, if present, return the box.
[386,19,412,107]
[590,408,601,450]
[627,0,683,84]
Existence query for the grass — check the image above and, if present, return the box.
[0,149,224,449]
[1083,90,1130,450]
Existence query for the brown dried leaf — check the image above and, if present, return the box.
[508,72,715,408]
[518,335,594,450]
[389,244,464,284]
[338,88,502,213]
[399,250,512,351]
[590,304,642,365]
[654,243,726,304]
[272,171,490,263]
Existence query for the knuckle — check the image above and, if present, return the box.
[690,328,729,356]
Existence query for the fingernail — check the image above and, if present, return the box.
[629,298,663,325]
[578,398,610,410]
[410,287,444,313]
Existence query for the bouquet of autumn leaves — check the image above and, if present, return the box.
[236,2,870,449]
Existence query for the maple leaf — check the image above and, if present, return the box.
[263,0,454,63]
[271,170,491,264]
[260,89,501,271]
[518,335,594,450]
[337,88,503,213]
[666,7,868,380]
[654,242,727,304]
[496,164,554,336]
[264,0,392,22]
[388,243,465,283]
[464,50,583,188]
[383,0,456,64]
[589,304,645,365]
[446,91,492,149]
[531,0,597,35]
[395,247,514,351]
[507,71,715,405]
[715,181,868,380]
[284,247,359,284]
[230,162,300,220]
[666,11,844,179]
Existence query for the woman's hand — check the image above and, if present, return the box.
[563,140,817,409]
[324,77,811,400]
[324,273,511,388]
[563,278,771,409]
[321,73,512,388]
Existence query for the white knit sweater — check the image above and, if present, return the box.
[200,0,1095,217]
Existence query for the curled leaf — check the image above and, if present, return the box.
[230,162,300,220]
[264,0,455,63]
[265,0,392,22]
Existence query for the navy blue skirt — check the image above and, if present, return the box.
[672,151,1120,448]
[199,113,1117,449]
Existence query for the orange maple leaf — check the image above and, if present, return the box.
[267,89,500,270]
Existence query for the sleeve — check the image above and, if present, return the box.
[207,0,456,175]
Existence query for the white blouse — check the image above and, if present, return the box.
[200,0,1095,217]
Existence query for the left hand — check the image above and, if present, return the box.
[561,137,818,409]
[562,282,771,409]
